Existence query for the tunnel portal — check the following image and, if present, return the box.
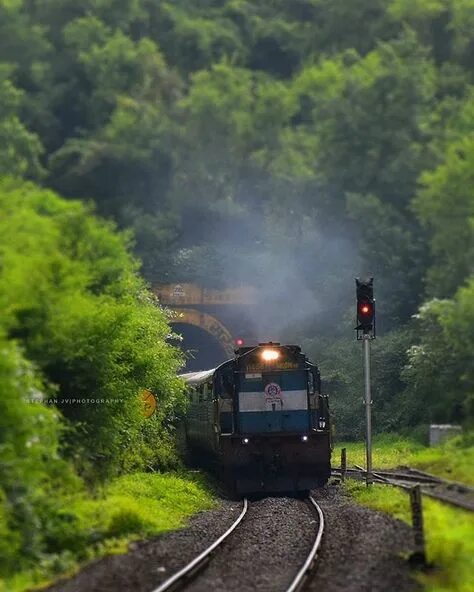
[154,283,258,372]
[172,323,229,371]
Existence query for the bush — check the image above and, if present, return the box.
[0,177,185,479]
[0,337,77,575]
[402,286,474,428]
[0,177,187,582]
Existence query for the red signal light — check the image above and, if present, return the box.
[235,338,244,346]
[355,277,375,337]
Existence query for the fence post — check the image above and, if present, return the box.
[341,448,347,482]
[409,485,426,565]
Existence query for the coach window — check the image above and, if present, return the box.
[308,371,315,394]
[221,373,233,399]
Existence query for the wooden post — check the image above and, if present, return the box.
[409,485,426,565]
[341,448,347,482]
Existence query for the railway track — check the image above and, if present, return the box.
[286,496,325,592]
[151,498,249,592]
[332,465,474,512]
[151,496,325,592]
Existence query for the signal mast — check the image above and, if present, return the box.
[355,277,376,485]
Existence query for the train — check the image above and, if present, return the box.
[180,342,331,495]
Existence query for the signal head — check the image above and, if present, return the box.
[355,277,375,335]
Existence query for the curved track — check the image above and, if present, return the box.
[151,498,249,592]
[150,496,325,592]
[285,496,325,592]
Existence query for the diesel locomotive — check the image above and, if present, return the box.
[180,342,331,495]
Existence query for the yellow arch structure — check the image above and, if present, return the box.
[172,308,235,357]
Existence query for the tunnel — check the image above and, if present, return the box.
[172,322,230,371]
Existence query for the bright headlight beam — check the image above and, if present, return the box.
[261,349,280,361]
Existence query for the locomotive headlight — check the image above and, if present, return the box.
[242,438,249,444]
[261,349,280,361]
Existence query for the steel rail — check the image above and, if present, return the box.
[343,464,474,493]
[151,497,248,592]
[405,467,474,494]
[332,467,442,484]
[285,496,325,592]
[348,465,474,512]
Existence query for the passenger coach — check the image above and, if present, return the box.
[181,342,331,495]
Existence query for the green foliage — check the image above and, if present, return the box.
[1,0,471,333]
[0,336,78,575]
[414,134,474,297]
[336,433,474,484]
[159,3,244,74]
[309,329,413,439]
[0,65,44,178]
[346,479,411,523]
[0,176,190,583]
[402,284,474,427]
[0,177,184,478]
[1,472,215,592]
[291,32,436,206]
[1,2,474,584]
[346,193,428,323]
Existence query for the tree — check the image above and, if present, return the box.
[414,123,474,297]
[289,32,436,209]
[0,65,44,178]
[0,177,184,478]
[402,285,474,427]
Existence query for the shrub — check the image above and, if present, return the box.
[0,177,185,479]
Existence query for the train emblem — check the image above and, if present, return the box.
[264,383,282,399]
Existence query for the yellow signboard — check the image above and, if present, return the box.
[140,389,157,418]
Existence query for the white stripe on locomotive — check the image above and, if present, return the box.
[238,390,308,412]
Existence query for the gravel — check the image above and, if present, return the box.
[185,496,315,592]
[307,485,419,592]
[44,485,419,592]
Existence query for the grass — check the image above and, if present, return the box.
[0,471,216,592]
[347,481,474,592]
[334,433,474,485]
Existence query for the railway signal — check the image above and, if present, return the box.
[356,277,375,338]
[355,277,376,486]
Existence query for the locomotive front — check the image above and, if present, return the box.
[218,342,331,494]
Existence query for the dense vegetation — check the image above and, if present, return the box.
[0,178,185,583]
[0,0,473,585]
[1,1,473,431]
